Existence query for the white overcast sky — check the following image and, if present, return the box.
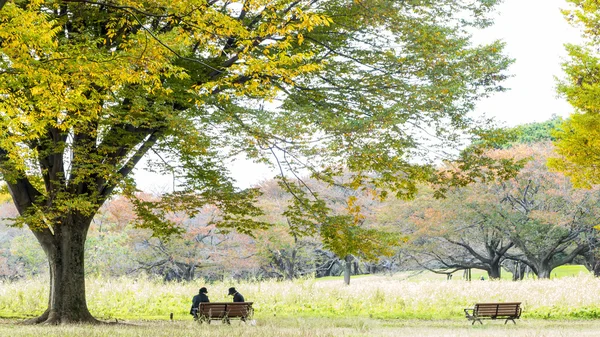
[472,0,580,126]
[135,0,582,191]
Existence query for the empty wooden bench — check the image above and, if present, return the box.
[195,302,254,324]
[464,302,522,324]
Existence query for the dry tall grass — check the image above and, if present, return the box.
[1,274,599,320]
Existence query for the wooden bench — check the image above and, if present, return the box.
[464,302,522,324]
[194,302,254,324]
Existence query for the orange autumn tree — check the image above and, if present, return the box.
[496,144,600,278]
[402,143,600,279]
[396,183,512,280]
[95,196,259,281]
[0,0,512,323]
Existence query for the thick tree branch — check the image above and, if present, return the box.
[34,126,68,201]
[98,130,160,201]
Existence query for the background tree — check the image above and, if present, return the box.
[253,179,320,280]
[493,144,599,278]
[308,178,400,285]
[254,223,319,280]
[400,184,513,280]
[100,196,260,281]
[255,175,400,284]
[511,115,561,145]
[0,0,512,324]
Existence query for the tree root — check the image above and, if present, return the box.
[20,309,104,325]
[21,309,49,325]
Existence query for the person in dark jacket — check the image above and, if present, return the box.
[190,287,210,318]
[228,287,245,302]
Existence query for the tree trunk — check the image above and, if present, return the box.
[536,265,552,279]
[589,260,600,277]
[513,262,526,281]
[32,218,98,324]
[488,261,502,280]
[352,260,359,275]
[288,247,297,280]
[343,255,353,285]
[463,268,471,281]
[583,251,600,277]
[593,264,600,277]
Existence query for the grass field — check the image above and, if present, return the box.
[0,266,598,322]
[1,266,599,336]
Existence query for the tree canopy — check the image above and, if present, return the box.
[549,0,600,187]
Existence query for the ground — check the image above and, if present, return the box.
[2,318,600,336]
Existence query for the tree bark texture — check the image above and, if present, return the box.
[34,216,97,324]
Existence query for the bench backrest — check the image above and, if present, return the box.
[198,302,253,318]
[474,302,521,317]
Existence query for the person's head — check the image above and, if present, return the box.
[228,287,237,296]
[199,287,208,294]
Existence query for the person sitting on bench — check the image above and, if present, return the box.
[190,287,210,318]
[228,287,244,302]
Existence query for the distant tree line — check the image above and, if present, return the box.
[0,188,397,283]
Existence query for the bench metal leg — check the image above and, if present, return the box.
[504,318,516,324]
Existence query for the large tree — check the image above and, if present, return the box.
[550,0,600,186]
[0,0,512,323]
[496,144,598,278]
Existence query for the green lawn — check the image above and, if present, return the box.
[551,265,590,278]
